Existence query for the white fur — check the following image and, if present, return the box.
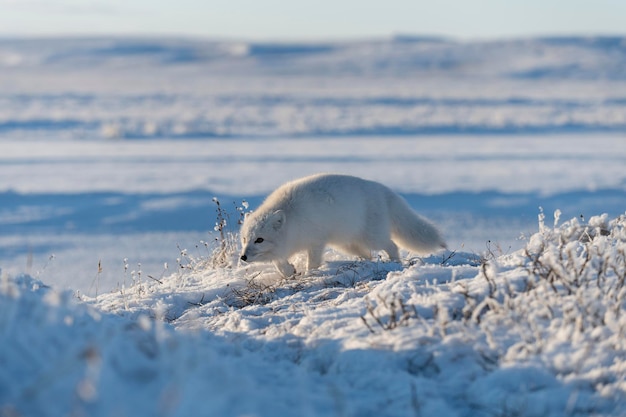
[239,173,446,277]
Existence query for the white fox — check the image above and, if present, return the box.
[239,173,446,277]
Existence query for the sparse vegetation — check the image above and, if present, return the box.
[226,275,281,307]
[361,293,419,333]
[208,198,249,268]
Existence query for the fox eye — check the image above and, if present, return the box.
[254,237,264,244]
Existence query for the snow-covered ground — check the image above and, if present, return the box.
[3,214,626,416]
[1,35,626,416]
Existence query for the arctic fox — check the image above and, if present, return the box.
[239,173,446,278]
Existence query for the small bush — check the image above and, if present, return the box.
[361,293,419,333]
[208,198,248,268]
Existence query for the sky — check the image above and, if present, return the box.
[0,0,625,40]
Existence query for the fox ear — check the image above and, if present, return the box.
[271,210,286,230]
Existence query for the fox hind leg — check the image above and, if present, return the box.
[306,244,324,271]
[384,240,400,261]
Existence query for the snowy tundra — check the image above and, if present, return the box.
[240,174,446,277]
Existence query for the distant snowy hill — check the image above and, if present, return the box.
[1,36,625,139]
[3,36,626,79]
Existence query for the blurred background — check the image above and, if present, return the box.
[2,0,626,39]
[1,0,625,293]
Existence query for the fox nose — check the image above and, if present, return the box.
[240,254,247,262]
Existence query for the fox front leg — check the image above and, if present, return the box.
[273,259,296,278]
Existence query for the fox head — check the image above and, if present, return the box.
[240,210,286,263]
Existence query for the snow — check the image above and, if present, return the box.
[1,35,626,416]
[2,215,626,416]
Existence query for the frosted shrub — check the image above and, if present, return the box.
[524,213,625,297]
[207,198,241,267]
[361,294,419,333]
[362,212,626,414]
[196,198,249,269]
[453,213,626,409]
